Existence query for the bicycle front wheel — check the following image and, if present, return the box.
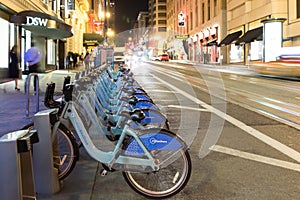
[53,123,79,180]
[122,149,191,198]
[22,123,79,180]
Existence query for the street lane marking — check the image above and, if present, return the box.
[167,105,209,112]
[151,73,300,163]
[211,145,300,172]
[147,90,178,93]
[250,99,300,117]
[148,61,187,69]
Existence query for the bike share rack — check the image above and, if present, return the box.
[0,129,39,200]
[25,73,39,118]
[32,109,61,195]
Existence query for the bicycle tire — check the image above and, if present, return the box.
[22,123,79,180]
[122,130,192,198]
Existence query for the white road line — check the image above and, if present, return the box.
[147,90,177,93]
[152,73,300,163]
[167,105,209,112]
[211,145,300,172]
[149,61,187,69]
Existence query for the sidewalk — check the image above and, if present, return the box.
[0,69,80,137]
[0,67,100,200]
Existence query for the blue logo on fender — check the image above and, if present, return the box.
[150,137,168,144]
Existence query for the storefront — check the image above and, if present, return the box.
[220,24,264,64]
[190,26,219,64]
[235,26,263,63]
[0,4,17,80]
[9,10,73,72]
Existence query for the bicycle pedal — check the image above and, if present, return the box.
[100,169,108,176]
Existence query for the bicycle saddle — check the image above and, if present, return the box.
[44,82,61,109]
[130,109,146,122]
[119,109,145,122]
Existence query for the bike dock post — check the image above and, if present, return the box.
[25,73,40,118]
[32,109,62,195]
[0,129,39,200]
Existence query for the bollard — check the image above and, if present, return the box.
[25,73,39,118]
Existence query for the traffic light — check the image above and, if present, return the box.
[178,12,185,27]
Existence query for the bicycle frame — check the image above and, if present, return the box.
[61,100,160,171]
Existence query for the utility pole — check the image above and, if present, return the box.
[103,0,108,45]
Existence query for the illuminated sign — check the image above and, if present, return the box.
[261,18,286,62]
[26,16,48,26]
[178,11,186,27]
[175,35,189,39]
[264,22,282,62]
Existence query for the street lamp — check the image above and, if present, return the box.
[98,0,110,45]
[107,28,115,37]
[98,11,111,20]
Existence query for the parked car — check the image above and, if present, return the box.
[158,54,169,61]
[151,56,160,61]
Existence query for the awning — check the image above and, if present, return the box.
[9,10,73,39]
[204,39,218,46]
[235,27,263,45]
[218,30,242,47]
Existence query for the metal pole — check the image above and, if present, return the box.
[104,0,108,44]
[35,75,39,113]
[25,73,39,117]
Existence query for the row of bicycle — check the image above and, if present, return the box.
[23,63,192,199]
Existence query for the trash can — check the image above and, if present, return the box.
[0,129,38,200]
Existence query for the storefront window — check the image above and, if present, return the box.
[230,44,243,63]
[0,18,9,68]
[47,40,56,65]
[51,0,57,12]
[21,29,32,71]
[9,24,15,49]
[250,41,263,61]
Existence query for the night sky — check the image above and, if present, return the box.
[114,0,148,33]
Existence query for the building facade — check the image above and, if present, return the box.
[162,0,300,65]
[147,0,168,57]
[0,0,90,80]
[165,0,226,62]
[66,0,89,59]
[225,0,288,64]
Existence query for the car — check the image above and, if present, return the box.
[158,54,169,61]
[151,56,160,61]
[114,51,125,64]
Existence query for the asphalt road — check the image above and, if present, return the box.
[116,61,300,200]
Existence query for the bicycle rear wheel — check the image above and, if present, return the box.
[122,129,191,198]
[122,149,191,198]
[22,123,79,180]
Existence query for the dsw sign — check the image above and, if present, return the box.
[26,16,48,26]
